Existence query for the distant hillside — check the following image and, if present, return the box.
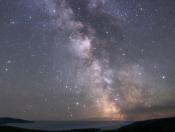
[118,117,175,132]
[0,117,33,124]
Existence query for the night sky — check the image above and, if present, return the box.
[0,0,175,121]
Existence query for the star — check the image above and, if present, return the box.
[10,21,15,25]
[114,98,118,101]
[122,53,126,56]
[52,9,56,13]
[75,102,80,106]
[161,75,166,80]
[7,60,12,64]
[4,67,8,71]
[138,72,142,76]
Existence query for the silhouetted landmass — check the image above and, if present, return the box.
[0,117,174,132]
[118,117,175,132]
[0,126,45,132]
[0,117,33,124]
[0,125,100,132]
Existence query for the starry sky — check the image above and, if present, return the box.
[0,0,175,121]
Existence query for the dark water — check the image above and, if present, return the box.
[6,121,131,131]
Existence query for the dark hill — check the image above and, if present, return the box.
[0,117,33,124]
[118,117,175,132]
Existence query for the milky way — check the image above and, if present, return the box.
[0,0,175,120]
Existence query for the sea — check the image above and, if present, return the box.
[5,121,131,131]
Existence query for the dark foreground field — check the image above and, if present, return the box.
[117,117,175,132]
[0,117,174,132]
